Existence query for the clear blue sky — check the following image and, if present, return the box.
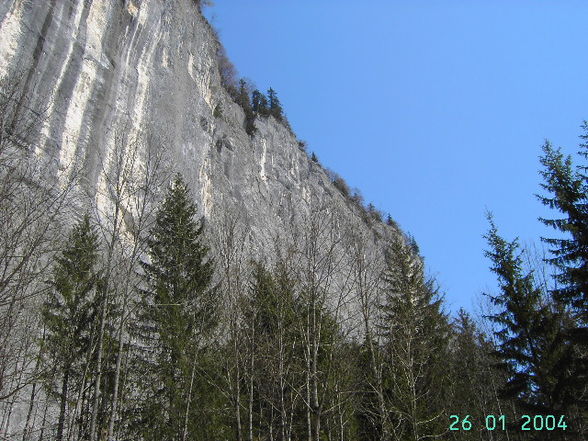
[204,1,588,315]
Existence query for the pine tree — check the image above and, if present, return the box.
[131,174,217,441]
[251,89,269,116]
[267,87,284,121]
[42,215,102,441]
[537,137,588,435]
[237,79,256,136]
[378,234,450,441]
[448,309,514,441]
[483,215,571,423]
[538,140,588,316]
[242,262,305,441]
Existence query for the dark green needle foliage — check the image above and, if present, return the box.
[538,139,588,317]
[537,133,588,434]
[483,216,574,424]
[448,309,514,441]
[251,89,269,116]
[379,234,450,440]
[131,174,218,441]
[42,214,102,441]
[237,79,256,136]
[267,87,284,122]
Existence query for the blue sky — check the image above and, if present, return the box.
[204,1,588,315]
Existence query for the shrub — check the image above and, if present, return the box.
[213,103,223,118]
[366,203,383,222]
[216,45,238,98]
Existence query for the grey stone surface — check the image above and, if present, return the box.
[0,0,397,276]
[0,2,404,434]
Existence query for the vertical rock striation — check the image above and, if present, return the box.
[0,0,397,256]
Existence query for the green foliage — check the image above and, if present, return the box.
[251,89,269,116]
[213,102,223,119]
[379,234,451,440]
[237,79,256,136]
[267,87,284,121]
[130,174,218,441]
[366,203,382,222]
[484,215,572,418]
[385,214,398,229]
[536,133,588,434]
[448,309,515,440]
[42,214,102,440]
[538,140,588,315]
[43,215,101,369]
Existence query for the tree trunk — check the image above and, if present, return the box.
[56,369,70,441]
[22,381,37,441]
[107,295,129,441]
[37,391,51,441]
[248,324,255,441]
[182,348,198,441]
[89,292,107,441]
[234,346,243,441]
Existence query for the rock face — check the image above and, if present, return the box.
[0,2,401,435]
[0,0,394,267]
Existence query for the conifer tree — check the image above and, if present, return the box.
[538,139,588,317]
[42,215,102,441]
[131,174,217,441]
[267,87,284,121]
[238,79,256,136]
[251,89,269,116]
[242,262,305,441]
[448,309,514,441]
[379,234,450,441]
[537,137,588,434]
[483,215,571,422]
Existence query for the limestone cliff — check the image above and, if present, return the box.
[0,0,395,268]
[0,2,408,437]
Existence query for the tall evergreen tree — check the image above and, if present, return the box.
[538,139,588,317]
[251,89,269,116]
[244,263,294,441]
[42,215,102,441]
[378,234,450,441]
[267,87,284,121]
[537,136,588,435]
[483,215,575,434]
[131,174,218,441]
[448,309,514,441]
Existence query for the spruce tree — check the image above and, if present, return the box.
[251,89,269,116]
[379,234,450,441]
[131,174,217,441]
[267,87,284,121]
[237,79,256,136]
[42,215,102,441]
[243,262,305,441]
[448,309,515,441]
[483,215,571,424]
[538,140,588,317]
[537,137,588,435]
